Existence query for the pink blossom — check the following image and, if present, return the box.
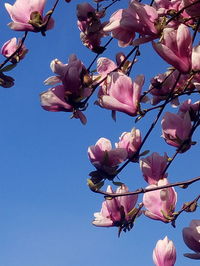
[153,236,176,266]
[183,0,200,17]
[93,185,138,227]
[153,0,181,15]
[143,178,177,222]
[104,1,158,47]
[77,3,106,53]
[96,53,130,82]
[88,137,127,171]
[97,72,144,116]
[103,8,136,47]
[161,111,192,151]
[77,3,95,21]
[40,85,73,112]
[179,99,200,117]
[152,24,192,73]
[116,128,142,159]
[97,57,117,78]
[1,37,28,62]
[182,220,200,259]
[40,55,91,124]
[5,0,54,33]
[192,45,200,71]
[140,152,168,184]
[149,70,188,105]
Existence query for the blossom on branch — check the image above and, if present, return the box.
[77,3,107,53]
[182,219,200,259]
[40,54,92,124]
[161,111,192,152]
[5,0,54,34]
[153,236,176,266]
[140,152,168,185]
[93,185,138,228]
[103,0,158,47]
[97,72,144,116]
[88,137,127,174]
[149,70,189,105]
[143,178,177,222]
[152,24,192,73]
[1,37,28,63]
[116,128,142,159]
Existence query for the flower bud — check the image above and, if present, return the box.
[153,236,176,266]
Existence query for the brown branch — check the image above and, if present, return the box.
[91,176,200,198]
[44,0,60,32]
[171,194,200,227]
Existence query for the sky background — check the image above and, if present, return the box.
[0,0,199,266]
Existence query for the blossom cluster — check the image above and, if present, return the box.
[1,0,200,265]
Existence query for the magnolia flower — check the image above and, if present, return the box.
[183,0,200,17]
[161,111,192,152]
[1,37,28,62]
[182,220,200,259]
[153,236,176,266]
[116,128,142,159]
[153,0,181,15]
[140,152,168,184]
[77,2,106,52]
[192,45,200,71]
[104,1,158,47]
[178,99,200,121]
[40,55,91,124]
[93,185,138,227]
[97,72,144,116]
[88,137,127,172]
[96,53,131,82]
[149,70,188,105]
[143,178,177,222]
[153,24,192,73]
[5,0,54,33]
[97,57,117,78]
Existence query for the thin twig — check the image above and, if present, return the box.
[87,37,113,71]
[91,176,200,198]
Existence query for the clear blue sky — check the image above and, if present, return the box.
[0,1,199,266]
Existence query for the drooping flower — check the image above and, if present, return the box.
[143,178,177,222]
[153,236,176,266]
[93,185,138,227]
[182,220,200,259]
[5,0,54,33]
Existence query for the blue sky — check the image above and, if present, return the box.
[0,1,199,265]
